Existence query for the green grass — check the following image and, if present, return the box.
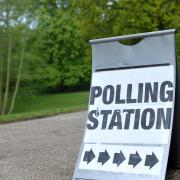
[0,91,89,123]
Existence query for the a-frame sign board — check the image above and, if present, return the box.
[73,29,176,180]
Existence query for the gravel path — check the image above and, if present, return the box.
[0,111,179,180]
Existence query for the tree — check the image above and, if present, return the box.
[72,0,180,60]
[110,0,179,33]
[72,0,113,40]
[1,0,179,115]
[0,0,33,114]
[22,1,91,92]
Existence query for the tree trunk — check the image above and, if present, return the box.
[8,37,26,114]
[2,0,11,115]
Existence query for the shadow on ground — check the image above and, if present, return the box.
[167,169,180,180]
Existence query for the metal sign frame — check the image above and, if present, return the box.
[73,29,176,180]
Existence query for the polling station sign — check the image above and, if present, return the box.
[73,29,176,180]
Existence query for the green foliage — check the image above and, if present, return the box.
[72,0,112,39]
[22,5,91,92]
[11,0,180,94]
[26,65,61,91]
[62,60,91,88]
[1,0,180,99]
[110,0,180,34]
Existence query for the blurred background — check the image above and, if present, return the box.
[0,0,179,122]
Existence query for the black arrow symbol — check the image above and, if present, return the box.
[113,151,126,166]
[83,149,95,164]
[128,151,142,168]
[145,152,159,169]
[98,149,110,165]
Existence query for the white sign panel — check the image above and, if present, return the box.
[77,65,174,177]
[84,65,174,145]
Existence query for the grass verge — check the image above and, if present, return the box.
[0,106,87,123]
[0,91,89,123]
